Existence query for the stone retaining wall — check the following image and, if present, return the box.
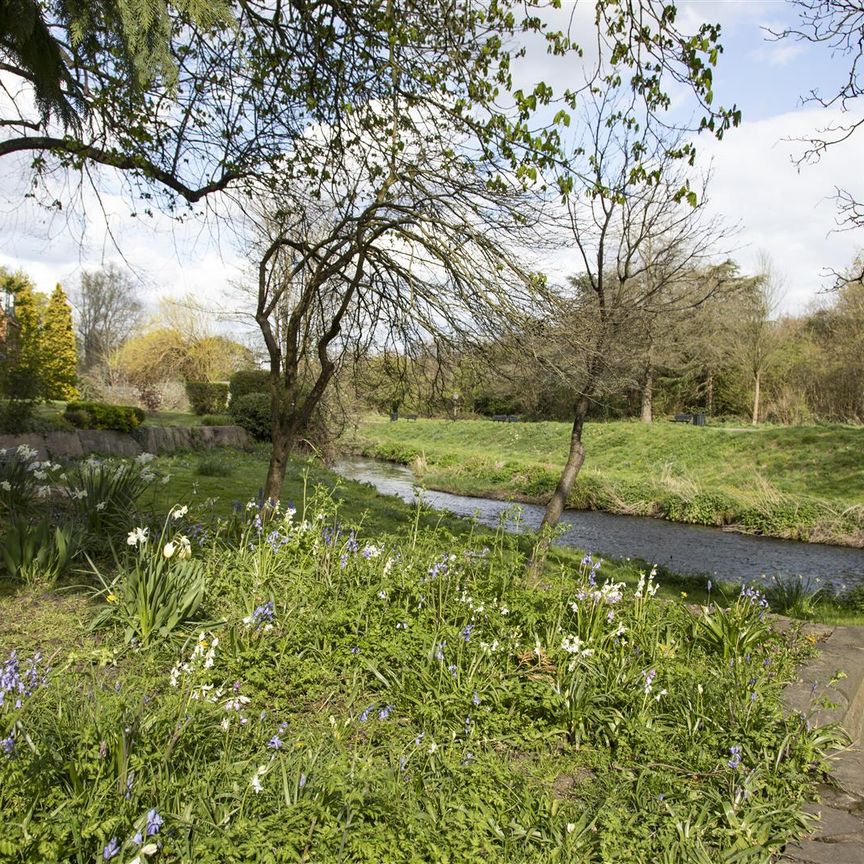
[0,425,250,460]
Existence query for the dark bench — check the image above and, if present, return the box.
[673,412,707,426]
[390,412,418,421]
[491,414,519,423]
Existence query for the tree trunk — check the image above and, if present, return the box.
[263,420,291,504]
[528,395,589,579]
[706,373,714,415]
[752,372,761,426]
[640,367,653,423]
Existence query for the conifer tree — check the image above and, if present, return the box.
[0,270,43,401]
[41,283,78,400]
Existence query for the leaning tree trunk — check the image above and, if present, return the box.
[640,367,653,424]
[527,394,590,579]
[752,371,761,426]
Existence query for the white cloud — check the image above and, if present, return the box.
[693,107,864,312]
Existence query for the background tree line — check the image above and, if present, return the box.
[352,252,864,427]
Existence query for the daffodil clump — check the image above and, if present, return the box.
[0,491,839,863]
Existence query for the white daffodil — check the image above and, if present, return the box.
[172,505,188,520]
[127,527,149,547]
[163,541,176,559]
[177,535,192,560]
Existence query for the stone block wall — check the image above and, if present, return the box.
[0,426,250,461]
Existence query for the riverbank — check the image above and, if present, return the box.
[348,417,864,547]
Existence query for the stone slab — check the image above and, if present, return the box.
[781,839,864,864]
[802,803,864,840]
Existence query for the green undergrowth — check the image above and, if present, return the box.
[349,418,864,547]
[0,480,843,863]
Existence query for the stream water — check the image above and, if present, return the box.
[333,457,864,589]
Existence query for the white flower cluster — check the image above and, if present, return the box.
[162,535,191,560]
[169,632,219,687]
[571,579,627,610]
[561,635,594,657]
[127,527,149,547]
[634,567,660,600]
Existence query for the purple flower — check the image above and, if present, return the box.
[472,691,481,706]
[133,831,143,845]
[1,734,14,756]
[434,643,446,661]
[358,704,374,723]
[103,838,120,860]
[448,664,458,677]
[299,772,307,789]
[728,745,742,769]
[378,704,394,720]
[460,624,474,642]
[146,808,163,836]
[268,735,283,749]
[249,601,275,629]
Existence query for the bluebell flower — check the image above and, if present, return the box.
[460,624,474,642]
[146,808,163,836]
[472,691,481,706]
[448,664,457,677]
[358,705,374,723]
[1,734,14,756]
[133,831,143,845]
[378,704,394,720]
[728,745,742,769]
[103,837,120,860]
[299,772,307,788]
[268,735,283,749]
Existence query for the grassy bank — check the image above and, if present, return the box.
[349,417,864,547]
[0,446,842,862]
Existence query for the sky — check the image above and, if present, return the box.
[0,0,862,320]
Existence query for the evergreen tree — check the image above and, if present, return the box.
[0,270,43,401]
[41,283,78,400]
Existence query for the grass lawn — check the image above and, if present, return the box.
[349,416,864,546]
[0,445,843,862]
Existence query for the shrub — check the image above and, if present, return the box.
[229,392,271,441]
[228,369,269,405]
[185,381,229,415]
[64,401,145,432]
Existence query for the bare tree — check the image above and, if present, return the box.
[735,253,785,425]
[73,265,144,370]
[528,88,736,572]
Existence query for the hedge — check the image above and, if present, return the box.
[185,381,229,415]
[228,392,271,441]
[64,401,146,433]
[228,370,270,406]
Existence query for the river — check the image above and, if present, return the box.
[334,457,864,589]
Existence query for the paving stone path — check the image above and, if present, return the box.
[777,624,864,864]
